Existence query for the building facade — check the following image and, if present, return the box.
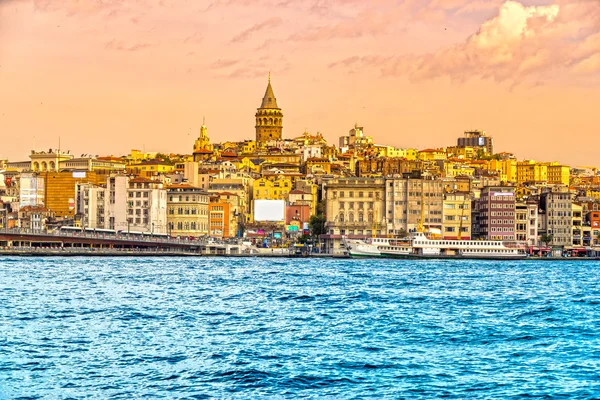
[385,176,444,235]
[167,185,209,238]
[442,192,471,240]
[324,178,386,237]
[474,186,516,240]
[539,186,572,247]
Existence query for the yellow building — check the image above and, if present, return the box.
[517,160,548,184]
[418,149,447,161]
[547,163,570,185]
[305,158,332,175]
[444,162,475,178]
[446,146,475,160]
[126,160,175,178]
[167,185,209,238]
[488,159,517,183]
[127,149,158,163]
[250,177,292,222]
[322,145,338,160]
[239,140,257,155]
[295,179,319,216]
[235,157,262,174]
[442,192,471,240]
[43,171,105,218]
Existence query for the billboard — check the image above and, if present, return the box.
[254,200,285,222]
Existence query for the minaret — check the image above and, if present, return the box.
[255,73,283,145]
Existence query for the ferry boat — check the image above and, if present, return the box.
[344,237,411,258]
[346,232,528,260]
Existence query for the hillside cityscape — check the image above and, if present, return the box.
[1,77,599,255]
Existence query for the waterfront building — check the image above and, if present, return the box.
[324,177,386,237]
[44,171,104,218]
[255,75,283,145]
[77,175,168,233]
[473,186,516,240]
[127,178,167,234]
[18,206,54,231]
[19,173,45,209]
[515,200,538,245]
[167,184,209,238]
[442,192,471,240]
[539,185,572,247]
[384,176,444,236]
[589,207,600,245]
[250,177,292,222]
[208,178,251,222]
[572,203,583,246]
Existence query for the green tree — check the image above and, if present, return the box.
[154,153,175,165]
[309,214,327,237]
[540,233,553,247]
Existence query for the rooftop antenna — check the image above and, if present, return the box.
[268,71,271,83]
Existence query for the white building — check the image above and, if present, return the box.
[19,172,45,209]
[385,176,444,235]
[76,175,168,234]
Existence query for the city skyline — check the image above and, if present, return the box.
[1,0,599,166]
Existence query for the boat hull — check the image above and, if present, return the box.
[379,252,528,260]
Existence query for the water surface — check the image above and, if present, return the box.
[1,257,600,398]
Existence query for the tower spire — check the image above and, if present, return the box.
[268,71,271,84]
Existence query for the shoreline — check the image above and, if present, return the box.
[0,249,597,260]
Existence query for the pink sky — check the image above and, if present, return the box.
[1,0,599,166]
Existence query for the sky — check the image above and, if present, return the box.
[0,0,599,166]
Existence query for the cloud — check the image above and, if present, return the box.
[329,0,600,83]
[230,17,282,43]
[210,59,240,69]
[288,11,398,42]
[105,39,152,52]
[183,33,203,44]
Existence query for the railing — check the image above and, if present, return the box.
[0,246,199,254]
[0,228,245,246]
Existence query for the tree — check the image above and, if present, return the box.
[309,214,326,237]
[540,233,553,247]
[397,228,409,238]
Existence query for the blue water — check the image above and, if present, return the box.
[1,257,600,399]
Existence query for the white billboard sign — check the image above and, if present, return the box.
[254,200,285,222]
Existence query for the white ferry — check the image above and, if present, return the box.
[346,232,528,260]
[344,237,411,258]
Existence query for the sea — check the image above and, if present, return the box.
[1,257,600,399]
